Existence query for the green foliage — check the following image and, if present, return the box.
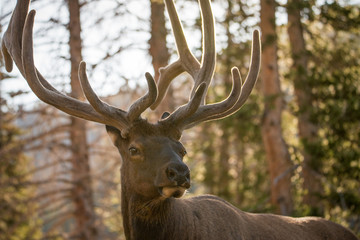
[303,6,360,234]
[320,1,360,32]
[0,102,42,240]
[0,44,42,239]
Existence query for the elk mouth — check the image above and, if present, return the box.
[159,186,187,198]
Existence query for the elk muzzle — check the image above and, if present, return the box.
[157,161,191,198]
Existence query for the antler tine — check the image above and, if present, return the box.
[163,82,207,125]
[154,0,217,128]
[232,30,261,108]
[150,61,183,110]
[2,0,60,95]
[1,0,30,74]
[78,62,129,130]
[150,0,200,110]
[127,72,158,122]
[151,0,215,110]
[179,67,243,130]
[164,0,200,76]
[79,63,158,134]
[21,10,114,126]
[184,30,261,128]
[192,0,216,102]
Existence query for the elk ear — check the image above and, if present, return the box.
[161,112,170,119]
[105,125,122,145]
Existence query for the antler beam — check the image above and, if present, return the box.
[2,0,158,137]
[151,0,216,110]
[156,0,261,131]
[2,0,260,137]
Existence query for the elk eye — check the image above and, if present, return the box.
[180,150,187,157]
[129,147,140,156]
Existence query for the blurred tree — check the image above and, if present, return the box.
[149,0,173,114]
[306,1,360,234]
[67,0,98,239]
[286,0,323,215]
[0,105,42,240]
[0,39,42,239]
[260,0,293,215]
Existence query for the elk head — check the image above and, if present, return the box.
[1,0,260,201]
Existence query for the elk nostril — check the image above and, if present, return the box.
[167,168,177,181]
[165,163,190,186]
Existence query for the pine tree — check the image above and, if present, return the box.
[0,54,42,240]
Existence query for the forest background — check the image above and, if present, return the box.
[0,0,359,239]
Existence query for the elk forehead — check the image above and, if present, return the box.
[106,122,186,160]
[106,119,180,141]
[124,119,183,142]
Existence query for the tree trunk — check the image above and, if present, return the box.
[68,0,98,239]
[149,0,173,114]
[260,0,293,215]
[287,0,323,215]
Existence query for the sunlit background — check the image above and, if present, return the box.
[1,0,359,239]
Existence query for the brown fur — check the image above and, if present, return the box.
[2,0,358,239]
[106,124,358,240]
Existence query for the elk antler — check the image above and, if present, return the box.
[150,0,215,110]
[2,0,260,138]
[1,0,157,137]
[155,0,261,131]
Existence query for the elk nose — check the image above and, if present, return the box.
[166,163,191,188]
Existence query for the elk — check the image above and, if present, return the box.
[2,0,358,239]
